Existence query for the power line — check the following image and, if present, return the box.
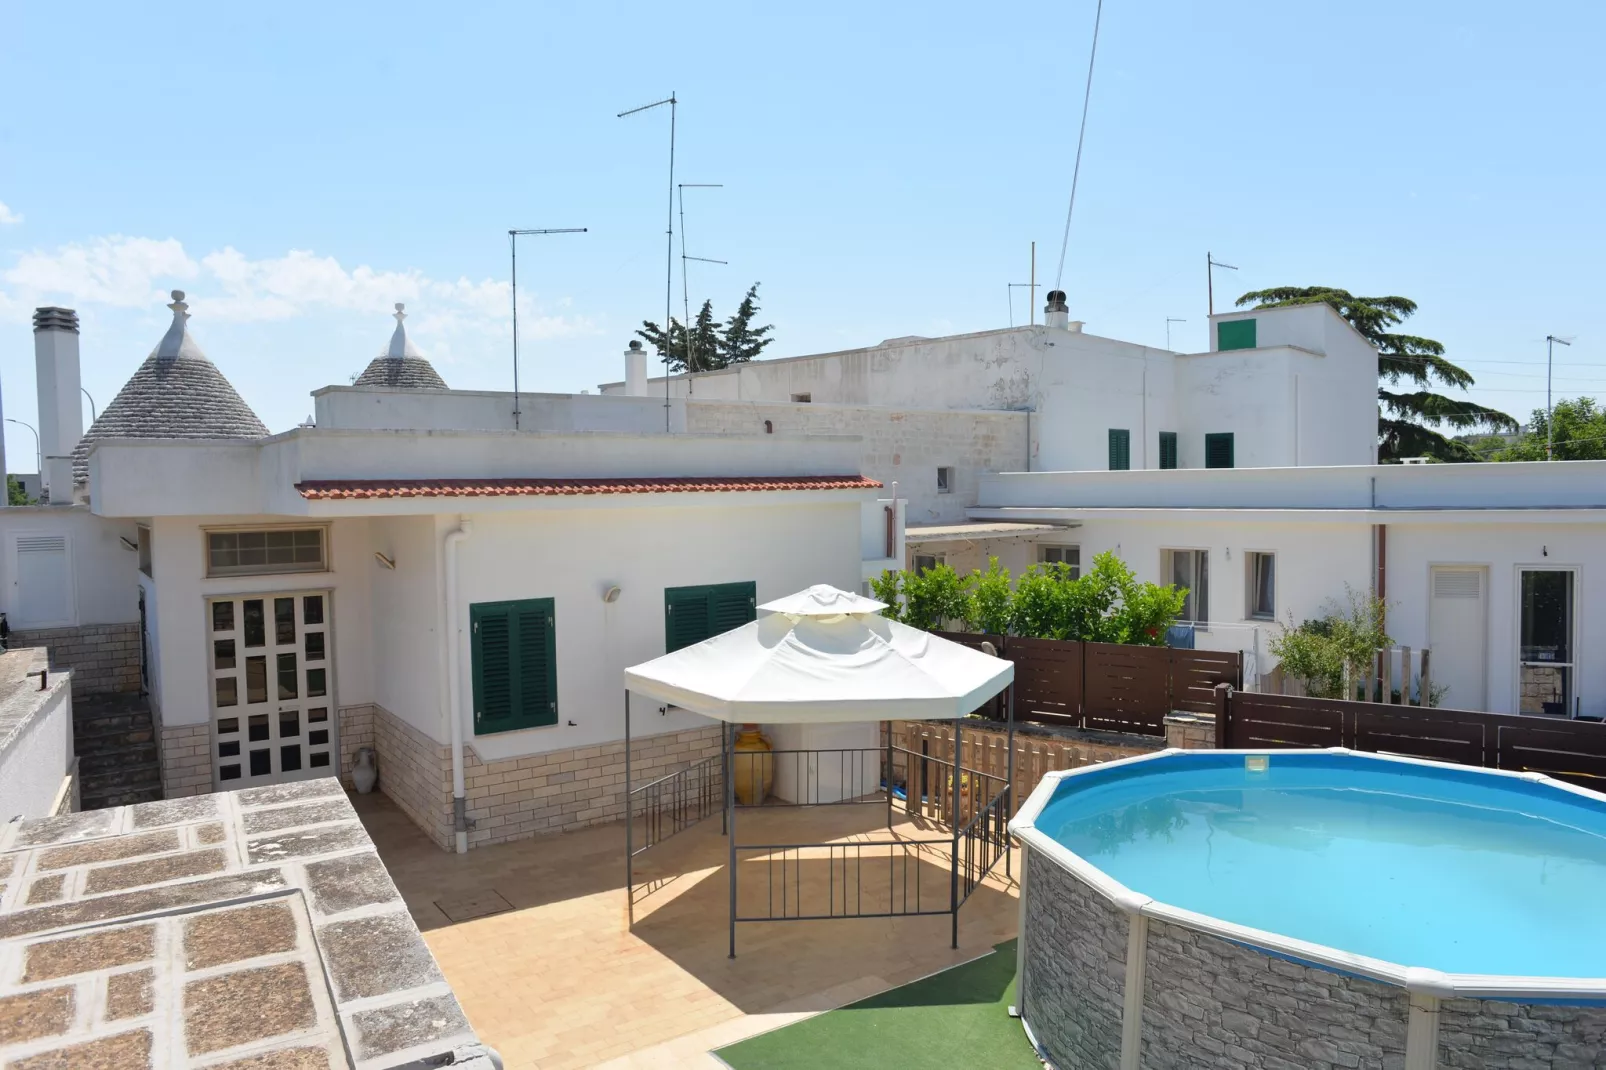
[1054,0,1104,290]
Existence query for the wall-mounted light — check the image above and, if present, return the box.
[1543,546,1549,558]
[374,551,397,570]
[602,585,622,603]
[118,536,138,551]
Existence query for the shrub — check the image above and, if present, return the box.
[900,563,970,631]
[965,557,1014,635]
[1270,587,1391,698]
[869,569,903,622]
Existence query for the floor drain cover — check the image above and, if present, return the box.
[434,889,514,923]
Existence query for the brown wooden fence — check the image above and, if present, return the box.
[931,632,1241,737]
[1216,688,1606,788]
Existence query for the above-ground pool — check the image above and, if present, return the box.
[1009,749,1606,1070]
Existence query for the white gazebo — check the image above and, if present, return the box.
[623,585,1015,955]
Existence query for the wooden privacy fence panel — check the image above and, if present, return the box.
[1083,643,1169,735]
[1005,637,1083,725]
[1220,690,1606,789]
[1170,648,1243,713]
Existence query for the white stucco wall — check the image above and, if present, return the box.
[441,498,864,763]
[0,672,74,822]
[0,506,139,628]
[313,387,688,434]
[147,515,375,729]
[366,514,444,739]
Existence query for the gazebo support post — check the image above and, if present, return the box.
[884,719,894,830]
[624,689,634,928]
[727,720,738,959]
[950,714,962,949]
[721,722,729,836]
[1006,684,1015,880]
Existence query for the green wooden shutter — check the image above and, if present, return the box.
[1108,429,1130,471]
[471,597,557,734]
[1159,431,1178,470]
[1217,318,1256,351]
[1205,432,1235,469]
[665,582,757,652]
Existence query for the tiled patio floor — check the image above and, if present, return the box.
[351,790,1021,1069]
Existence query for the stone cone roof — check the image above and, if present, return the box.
[73,291,269,484]
[352,303,447,389]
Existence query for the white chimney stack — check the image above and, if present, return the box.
[33,307,83,504]
[624,339,648,397]
[1044,290,1070,331]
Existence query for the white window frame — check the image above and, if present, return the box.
[1245,550,1275,621]
[204,524,330,579]
[936,467,954,494]
[1512,563,1581,719]
[137,525,153,578]
[911,551,945,574]
[7,530,77,629]
[1037,543,1081,579]
[1163,548,1209,627]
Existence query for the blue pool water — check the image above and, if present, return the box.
[1034,752,1606,978]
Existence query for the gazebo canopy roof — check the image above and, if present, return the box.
[623,584,1013,724]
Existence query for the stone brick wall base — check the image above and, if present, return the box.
[367,704,724,852]
[1163,712,1216,750]
[11,623,141,697]
[158,723,212,799]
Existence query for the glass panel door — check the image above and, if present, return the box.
[1519,569,1574,718]
[209,590,336,787]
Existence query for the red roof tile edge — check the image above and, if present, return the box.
[295,475,883,500]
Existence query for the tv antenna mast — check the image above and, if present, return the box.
[509,228,586,430]
[1166,317,1186,351]
[618,93,679,431]
[1545,333,1575,460]
[677,183,726,375]
[1206,252,1238,318]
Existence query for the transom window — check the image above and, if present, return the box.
[1038,544,1081,579]
[207,528,327,577]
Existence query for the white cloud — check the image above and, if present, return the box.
[0,235,598,346]
[0,202,20,225]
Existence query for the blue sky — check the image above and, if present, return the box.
[3,0,1604,467]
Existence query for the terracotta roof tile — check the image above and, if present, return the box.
[295,475,882,501]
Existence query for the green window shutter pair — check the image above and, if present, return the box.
[1108,429,1131,471]
[1158,432,1178,470]
[471,598,557,734]
[1217,318,1257,351]
[665,582,757,652]
[1205,432,1235,469]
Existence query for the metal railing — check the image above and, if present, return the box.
[956,781,1012,906]
[628,752,723,859]
[730,747,886,808]
[733,838,955,923]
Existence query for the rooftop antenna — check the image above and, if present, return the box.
[677,183,726,376]
[1007,242,1040,327]
[509,228,587,430]
[1206,252,1237,318]
[1166,317,1187,351]
[1053,0,1104,290]
[618,92,678,431]
[1545,334,1575,460]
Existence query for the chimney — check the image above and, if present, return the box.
[1044,290,1070,330]
[33,307,83,503]
[624,339,648,397]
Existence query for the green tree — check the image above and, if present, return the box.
[870,570,904,621]
[1488,398,1606,461]
[1270,587,1391,699]
[635,317,689,371]
[964,558,1014,635]
[686,299,722,374]
[900,563,970,631]
[7,475,30,506]
[1235,286,1516,462]
[719,283,775,364]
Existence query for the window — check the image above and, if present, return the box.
[1246,552,1275,620]
[936,467,954,494]
[1164,549,1208,625]
[1038,544,1081,579]
[471,598,558,734]
[1158,432,1178,471]
[1108,429,1131,471]
[1205,433,1235,469]
[207,527,327,577]
[791,393,812,403]
[1217,318,1257,351]
[137,526,153,577]
[665,582,757,653]
[911,552,945,574]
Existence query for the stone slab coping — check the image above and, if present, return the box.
[0,778,499,1069]
[1008,746,1606,1003]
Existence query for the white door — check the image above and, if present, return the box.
[1518,569,1577,718]
[1429,566,1487,710]
[13,534,74,627]
[208,591,336,787]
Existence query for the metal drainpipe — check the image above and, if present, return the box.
[445,519,474,853]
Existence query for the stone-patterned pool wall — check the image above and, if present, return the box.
[1140,919,1408,1069]
[1021,849,1125,1069]
[1437,998,1606,1069]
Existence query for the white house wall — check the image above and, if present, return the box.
[313,387,688,434]
[366,514,444,741]
[448,499,864,763]
[0,506,139,628]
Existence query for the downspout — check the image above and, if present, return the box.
[445,519,474,853]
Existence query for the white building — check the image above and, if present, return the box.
[2,296,897,851]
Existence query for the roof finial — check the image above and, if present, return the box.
[393,302,406,325]
[169,290,190,321]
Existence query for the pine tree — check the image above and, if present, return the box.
[719,283,775,365]
[1235,286,1516,462]
[635,318,690,373]
[688,299,722,373]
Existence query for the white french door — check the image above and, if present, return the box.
[208,591,337,787]
[1517,569,1577,718]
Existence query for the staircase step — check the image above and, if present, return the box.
[74,726,157,752]
[77,744,158,775]
[79,766,164,796]
[81,783,164,810]
[73,712,154,735]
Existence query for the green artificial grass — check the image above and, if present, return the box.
[714,939,1040,1070]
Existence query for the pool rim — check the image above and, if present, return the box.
[1007,745,1606,1002]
